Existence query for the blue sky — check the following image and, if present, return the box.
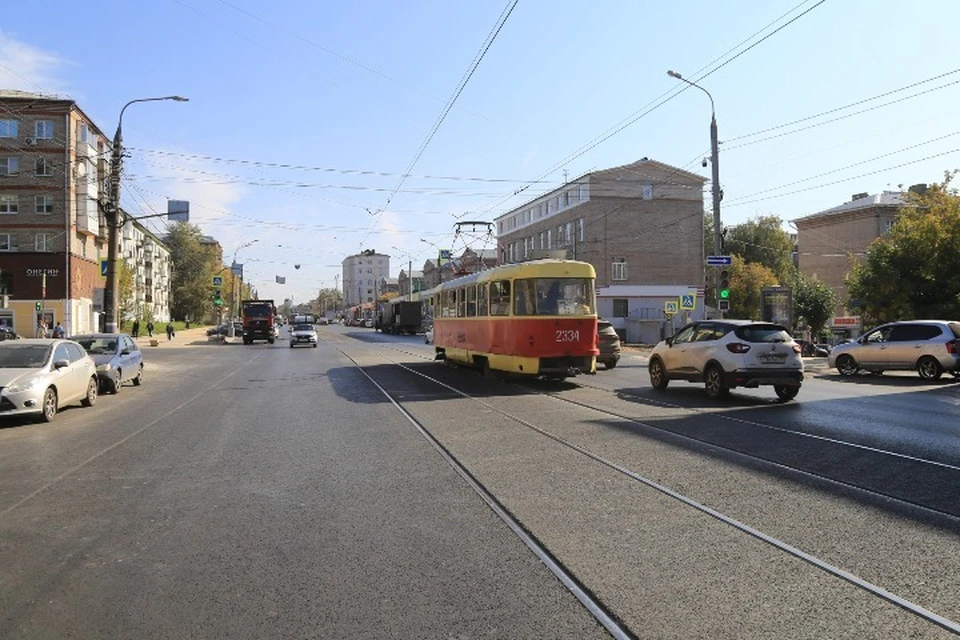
[2,1,958,304]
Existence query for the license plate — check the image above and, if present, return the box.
[759,354,787,364]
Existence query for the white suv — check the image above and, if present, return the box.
[648,320,804,401]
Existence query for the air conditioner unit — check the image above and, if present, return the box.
[24,137,37,146]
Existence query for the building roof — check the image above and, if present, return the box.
[0,89,66,101]
[795,191,908,223]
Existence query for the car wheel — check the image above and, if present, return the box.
[604,359,618,370]
[290,342,295,348]
[917,356,944,381]
[110,370,122,394]
[41,387,57,422]
[313,343,317,348]
[81,376,98,407]
[132,364,143,386]
[774,385,799,402]
[648,357,669,390]
[704,364,730,399]
[835,354,859,376]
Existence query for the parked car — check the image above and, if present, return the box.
[0,326,21,341]
[795,340,831,357]
[597,319,621,369]
[0,339,98,422]
[289,323,318,348]
[207,322,243,337]
[648,320,804,401]
[73,333,144,393]
[828,320,960,380]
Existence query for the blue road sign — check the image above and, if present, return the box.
[100,259,108,277]
[680,294,696,310]
[706,255,732,266]
[212,276,223,286]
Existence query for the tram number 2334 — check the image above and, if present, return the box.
[556,329,580,342]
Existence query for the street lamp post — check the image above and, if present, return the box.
[228,239,259,337]
[104,96,188,333]
[667,70,722,315]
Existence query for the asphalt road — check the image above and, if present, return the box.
[1,326,958,638]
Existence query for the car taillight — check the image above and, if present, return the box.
[726,343,751,354]
[948,340,958,355]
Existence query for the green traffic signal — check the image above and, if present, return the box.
[719,269,730,300]
[35,301,42,311]
[213,289,223,306]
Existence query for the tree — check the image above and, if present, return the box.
[725,215,795,283]
[847,173,960,324]
[117,260,135,327]
[794,271,836,340]
[164,221,219,322]
[728,255,778,319]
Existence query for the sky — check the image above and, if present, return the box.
[2,0,958,304]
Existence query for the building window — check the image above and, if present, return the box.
[884,219,895,234]
[613,299,629,318]
[547,229,552,249]
[35,233,53,251]
[0,234,18,251]
[578,217,584,242]
[0,195,18,214]
[612,258,627,281]
[35,195,54,214]
[0,120,17,138]
[641,184,653,200]
[578,184,588,201]
[78,123,91,143]
[35,157,53,176]
[34,120,54,139]
[0,157,19,176]
[565,222,573,245]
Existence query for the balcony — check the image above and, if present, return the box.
[75,196,100,236]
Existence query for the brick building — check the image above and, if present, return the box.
[494,158,707,342]
[0,90,172,335]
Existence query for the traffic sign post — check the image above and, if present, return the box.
[212,276,223,287]
[664,300,679,316]
[680,293,696,311]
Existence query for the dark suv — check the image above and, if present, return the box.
[597,319,621,370]
[828,320,960,379]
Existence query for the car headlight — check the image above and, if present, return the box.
[7,375,42,394]
[97,363,112,372]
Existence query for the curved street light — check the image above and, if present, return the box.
[104,95,189,332]
[228,239,259,336]
[667,69,724,316]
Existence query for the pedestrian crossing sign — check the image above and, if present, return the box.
[680,293,696,310]
[664,300,678,315]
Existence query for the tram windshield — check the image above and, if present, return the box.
[513,278,595,316]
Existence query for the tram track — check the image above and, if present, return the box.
[336,339,960,636]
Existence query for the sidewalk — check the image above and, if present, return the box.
[131,326,215,349]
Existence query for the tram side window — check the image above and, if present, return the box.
[513,278,537,316]
[477,283,488,316]
[443,290,456,317]
[457,288,466,317]
[490,280,511,316]
[466,285,477,317]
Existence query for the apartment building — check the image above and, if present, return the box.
[794,189,914,335]
[342,249,390,307]
[0,90,174,334]
[120,217,172,323]
[494,158,707,342]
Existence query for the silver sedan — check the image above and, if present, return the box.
[0,339,99,422]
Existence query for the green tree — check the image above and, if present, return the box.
[847,173,960,324]
[165,221,219,321]
[117,260,135,327]
[794,271,836,340]
[725,215,795,283]
[729,255,778,319]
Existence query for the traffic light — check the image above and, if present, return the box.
[35,301,41,312]
[718,270,730,300]
[213,289,223,306]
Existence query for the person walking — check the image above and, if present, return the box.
[52,322,65,338]
[132,319,140,338]
[36,319,47,338]
[146,321,155,337]
[166,323,174,341]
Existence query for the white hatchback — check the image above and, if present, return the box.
[648,320,804,401]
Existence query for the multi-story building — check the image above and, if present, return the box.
[0,90,175,335]
[342,249,390,307]
[397,269,425,296]
[421,248,497,289]
[793,189,917,337]
[120,215,172,323]
[494,158,707,343]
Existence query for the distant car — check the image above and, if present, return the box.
[828,320,960,379]
[0,326,20,341]
[648,320,804,401]
[597,319,621,370]
[289,323,318,348]
[795,339,831,357]
[364,318,374,328]
[207,322,243,337]
[0,339,99,422]
[73,333,144,394]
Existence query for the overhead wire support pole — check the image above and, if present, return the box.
[667,70,723,317]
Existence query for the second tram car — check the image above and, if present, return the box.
[427,259,598,379]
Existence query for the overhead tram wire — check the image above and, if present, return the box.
[477,0,828,218]
[357,0,518,251]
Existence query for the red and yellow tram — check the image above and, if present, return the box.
[426,259,598,379]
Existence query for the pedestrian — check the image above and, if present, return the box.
[132,319,140,338]
[166,323,174,341]
[146,321,155,337]
[52,322,65,338]
[36,319,47,338]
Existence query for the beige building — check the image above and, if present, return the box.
[494,158,707,342]
[794,190,912,334]
[342,249,390,307]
